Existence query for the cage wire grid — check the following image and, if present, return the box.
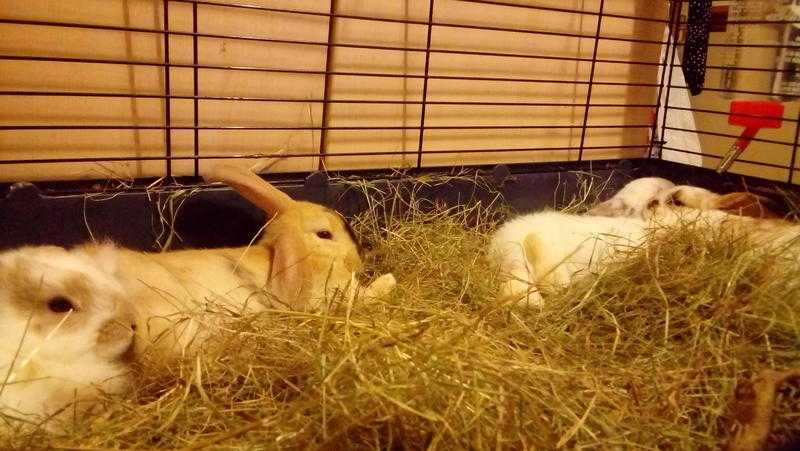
[0,0,799,186]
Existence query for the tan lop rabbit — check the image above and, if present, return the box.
[117,164,395,358]
[647,185,799,249]
[0,244,135,428]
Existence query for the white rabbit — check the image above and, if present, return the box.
[489,211,648,306]
[0,244,134,428]
[492,167,795,308]
[115,163,395,359]
[588,177,675,218]
[489,185,778,307]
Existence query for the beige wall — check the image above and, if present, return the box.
[665,1,800,183]
[0,0,668,182]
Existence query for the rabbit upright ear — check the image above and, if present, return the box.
[267,231,314,309]
[203,163,296,216]
[715,192,781,219]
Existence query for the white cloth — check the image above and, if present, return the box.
[656,24,703,167]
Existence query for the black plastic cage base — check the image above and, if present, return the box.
[2,159,797,251]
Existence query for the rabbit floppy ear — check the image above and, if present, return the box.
[267,232,314,309]
[588,198,624,217]
[714,192,781,219]
[203,163,295,216]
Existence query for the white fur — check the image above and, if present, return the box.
[0,246,133,429]
[492,189,800,308]
[489,211,648,306]
[589,177,675,218]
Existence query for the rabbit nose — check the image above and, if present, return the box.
[96,318,136,359]
[96,298,138,359]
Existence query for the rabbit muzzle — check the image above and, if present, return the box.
[95,300,137,361]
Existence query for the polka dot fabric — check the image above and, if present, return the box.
[682,0,712,96]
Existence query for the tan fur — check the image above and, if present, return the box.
[117,245,272,357]
[666,186,719,210]
[714,192,782,219]
[646,202,800,252]
[650,186,800,250]
[116,164,393,359]
[659,186,782,220]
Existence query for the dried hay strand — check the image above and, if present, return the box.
[1,176,799,450]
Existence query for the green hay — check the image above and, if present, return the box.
[2,176,799,450]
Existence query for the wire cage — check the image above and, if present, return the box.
[0,0,798,249]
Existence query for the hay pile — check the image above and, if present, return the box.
[3,177,799,449]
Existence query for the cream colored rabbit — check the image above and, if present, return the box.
[0,244,134,428]
[117,164,394,358]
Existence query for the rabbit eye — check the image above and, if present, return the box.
[668,195,685,207]
[47,296,75,313]
[316,230,333,240]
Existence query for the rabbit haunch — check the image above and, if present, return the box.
[117,164,394,358]
[0,244,134,425]
[490,211,649,306]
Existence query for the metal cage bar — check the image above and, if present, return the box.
[658,0,682,163]
[648,0,678,160]
[1,0,798,188]
[416,0,436,169]
[162,0,172,178]
[0,93,659,108]
[0,54,668,87]
[655,0,800,182]
[790,109,800,184]
[577,0,605,162]
[192,1,200,177]
[0,144,653,165]
[0,18,671,68]
[317,0,338,171]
